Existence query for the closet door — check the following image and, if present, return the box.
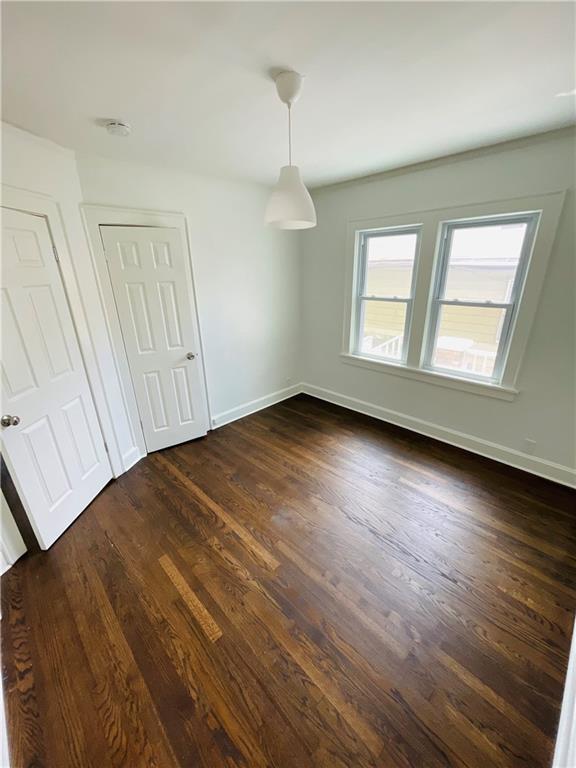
[1,208,112,549]
[101,225,209,452]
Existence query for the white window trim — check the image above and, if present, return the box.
[339,353,519,400]
[342,192,566,399]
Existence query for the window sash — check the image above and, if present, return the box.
[423,212,540,382]
[356,297,411,363]
[354,225,421,363]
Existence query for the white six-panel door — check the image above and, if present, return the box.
[100,225,209,452]
[1,208,112,549]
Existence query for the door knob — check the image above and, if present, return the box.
[186,352,196,360]
[1,415,20,427]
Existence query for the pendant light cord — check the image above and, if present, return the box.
[287,104,292,166]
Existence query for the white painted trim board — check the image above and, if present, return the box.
[1,491,26,576]
[554,617,576,768]
[0,675,10,768]
[341,191,566,395]
[211,384,302,429]
[81,203,211,470]
[1,185,118,476]
[211,383,575,488]
[299,383,576,488]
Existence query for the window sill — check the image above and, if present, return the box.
[339,353,518,401]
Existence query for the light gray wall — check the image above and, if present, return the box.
[76,153,301,420]
[4,123,574,484]
[300,132,575,475]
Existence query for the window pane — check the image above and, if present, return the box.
[443,222,527,302]
[359,300,407,360]
[365,232,418,298]
[431,305,506,377]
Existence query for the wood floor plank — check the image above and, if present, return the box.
[59,527,181,768]
[20,545,111,768]
[223,416,567,656]
[159,555,223,642]
[173,418,569,725]
[196,532,468,768]
[154,452,280,571]
[90,479,301,768]
[205,420,570,686]
[2,394,574,768]
[1,567,47,768]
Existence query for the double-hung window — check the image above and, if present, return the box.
[345,194,563,396]
[424,213,539,381]
[354,226,420,363]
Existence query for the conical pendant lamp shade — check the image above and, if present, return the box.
[265,165,317,230]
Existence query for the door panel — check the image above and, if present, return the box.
[144,370,169,429]
[1,290,38,396]
[158,282,183,348]
[21,416,72,507]
[1,208,112,549]
[172,366,194,424]
[101,225,209,452]
[30,284,74,376]
[126,282,156,352]
[61,396,100,477]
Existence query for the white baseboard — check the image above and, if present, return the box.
[208,381,574,488]
[300,383,576,489]
[121,446,145,474]
[211,384,302,429]
[554,617,576,768]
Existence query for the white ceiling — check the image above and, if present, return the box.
[2,2,575,187]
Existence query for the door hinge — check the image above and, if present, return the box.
[53,245,60,262]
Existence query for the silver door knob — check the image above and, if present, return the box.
[1,415,20,427]
[186,352,196,360]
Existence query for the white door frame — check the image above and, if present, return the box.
[81,205,212,459]
[1,187,115,537]
[1,490,26,574]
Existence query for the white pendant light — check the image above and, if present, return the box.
[265,70,316,230]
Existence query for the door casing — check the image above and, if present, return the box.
[81,205,212,462]
[2,186,129,479]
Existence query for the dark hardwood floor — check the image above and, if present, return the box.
[3,394,575,768]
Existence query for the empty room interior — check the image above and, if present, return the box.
[1,2,576,766]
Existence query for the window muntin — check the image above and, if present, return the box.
[424,213,539,382]
[355,226,421,362]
